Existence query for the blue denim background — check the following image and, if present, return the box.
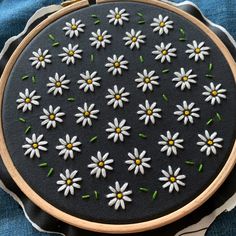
[0,0,235,235]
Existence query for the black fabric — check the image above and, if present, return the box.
[0,0,235,235]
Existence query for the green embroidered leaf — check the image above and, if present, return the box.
[82,194,90,199]
[137,12,144,17]
[52,42,60,47]
[216,112,222,121]
[198,163,203,173]
[162,94,168,102]
[38,163,48,168]
[67,97,76,102]
[47,168,54,177]
[139,55,144,63]
[18,118,26,123]
[205,74,214,78]
[208,63,213,72]
[94,20,100,25]
[21,75,29,80]
[206,118,213,125]
[138,20,145,24]
[139,187,149,192]
[185,160,195,165]
[89,136,98,143]
[162,69,169,74]
[48,34,55,41]
[32,76,36,84]
[94,191,99,200]
[138,133,147,139]
[152,191,158,200]
[24,126,32,134]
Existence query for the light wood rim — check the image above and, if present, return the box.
[0,0,235,234]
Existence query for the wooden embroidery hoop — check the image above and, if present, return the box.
[0,0,235,233]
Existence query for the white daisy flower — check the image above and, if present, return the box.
[75,103,99,127]
[22,134,48,158]
[125,148,151,175]
[202,82,227,105]
[159,166,186,193]
[57,169,82,197]
[56,134,81,160]
[58,43,82,65]
[107,7,129,26]
[105,54,128,76]
[135,69,159,92]
[77,70,101,92]
[174,101,200,125]
[105,85,130,109]
[16,88,41,112]
[106,181,132,210]
[186,40,210,62]
[106,118,131,143]
[137,100,162,125]
[47,73,70,96]
[29,48,52,69]
[123,29,146,50]
[172,68,197,90]
[152,42,177,63]
[88,151,114,178]
[89,29,112,49]
[158,131,184,156]
[150,14,174,35]
[40,105,65,129]
[197,130,223,156]
[63,18,85,38]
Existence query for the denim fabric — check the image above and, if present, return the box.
[0,0,235,235]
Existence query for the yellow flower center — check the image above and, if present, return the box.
[211,90,218,96]
[115,94,121,100]
[66,179,73,185]
[115,14,121,19]
[170,176,176,183]
[86,79,93,84]
[144,77,150,83]
[55,81,61,87]
[146,109,153,115]
[132,37,137,42]
[71,24,77,30]
[135,159,141,165]
[117,193,123,199]
[114,61,120,68]
[83,111,90,117]
[182,76,188,81]
[68,50,74,56]
[25,98,31,103]
[195,48,201,54]
[32,143,38,149]
[49,114,55,120]
[66,143,73,149]
[115,127,121,133]
[162,50,168,55]
[168,140,174,146]
[97,35,103,41]
[207,139,213,145]
[159,21,165,27]
[38,56,44,61]
[98,161,104,167]
[184,110,190,116]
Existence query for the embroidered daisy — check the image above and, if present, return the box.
[89,29,112,49]
[174,101,200,125]
[123,29,146,50]
[106,118,131,143]
[16,88,41,112]
[47,73,70,96]
[106,181,132,210]
[58,43,82,65]
[172,68,197,90]
[159,166,186,193]
[107,7,129,26]
[152,42,177,63]
[22,134,48,158]
[63,18,85,38]
[186,40,210,62]
[105,54,128,76]
[29,48,52,69]
[105,85,130,109]
[77,71,101,92]
[197,130,223,156]
[57,169,82,197]
[135,69,159,92]
[40,105,65,129]
[75,103,99,127]
[56,134,81,160]
[88,151,114,178]
[125,148,151,175]
[158,131,184,156]
[150,14,174,35]
[202,82,227,105]
[137,100,162,125]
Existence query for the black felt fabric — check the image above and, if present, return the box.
[1,1,236,225]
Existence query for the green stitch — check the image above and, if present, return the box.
[89,136,98,143]
[138,133,147,139]
[94,191,99,200]
[208,63,213,72]
[139,187,149,192]
[94,20,100,25]
[32,76,36,84]
[24,126,31,134]
[47,168,54,177]
[139,55,144,63]
[52,42,60,47]
[162,69,169,74]
[216,112,222,121]
[48,34,55,41]
[138,20,145,24]
[91,14,98,18]
[206,118,213,125]
[179,38,186,42]
[205,74,214,78]
[152,191,158,200]
[21,75,29,80]
[198,163,203,173]
[137,12,144,17]
[82,195,90,199]
[67,97,76,102]
[185,160,195,165]
[18,118,26,123]
[38,163,48,168]
[90,54,94,62]
[162,94,168,102]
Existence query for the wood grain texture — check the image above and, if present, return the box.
[0,0,235,233]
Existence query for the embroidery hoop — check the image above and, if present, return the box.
[0,0,235,233]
